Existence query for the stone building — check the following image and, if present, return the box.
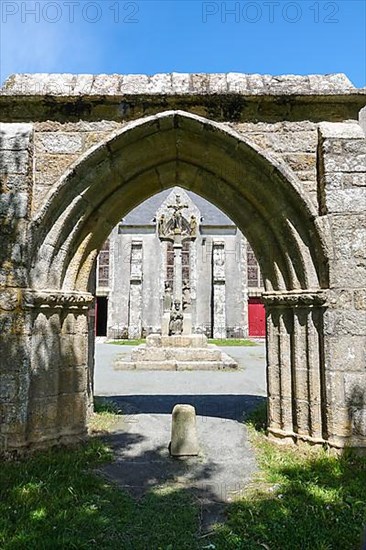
[1,72,365,454]
[95,187,265,339]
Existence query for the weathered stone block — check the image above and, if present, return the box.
[325,336,366,372]
[329,259,366,288]
[60,335,88,366]
[319,121,365,140]
[29,370,59,399]
[146,334,208,348]
[57,392,88,430]
[327,188,366,213]
[208,73,227,93]
[354,290,366,310]
[0,374,19,401]
[323,172,366,190]
[309,74,354,93]
[170,404,199,456]
[324,152,366,173]
[344,373,366,405]
[324,309,366,337]
[92,74,122,95]
[121,74,149,94]
[147,73,172,94]
[28,398,58,432]
[58,367,88,395]
[73,74,94,95]
[329,215,366,260]
[0,123,32,150]
[35,153,79,179]
[171,72,190,93]
[327,289,353,309]
[0,151,30,174]
[227,73,249,94]
[0,288,20,311]
[36,133,83,154]
[0,191,28,219]
[283,153,316,172]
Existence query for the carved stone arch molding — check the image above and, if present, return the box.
[1,99,365,454]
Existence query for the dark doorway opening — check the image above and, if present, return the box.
[96,296,108,337]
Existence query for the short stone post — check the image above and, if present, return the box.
[170,404,199,456]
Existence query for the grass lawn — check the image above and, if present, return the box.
[210,405,366,550]
[107,339,145,346]
[108,338,258,347]
[1,404,365,549]
[208,338,258,346]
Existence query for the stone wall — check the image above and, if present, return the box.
[318,122,366,446]
[0,73,365,454]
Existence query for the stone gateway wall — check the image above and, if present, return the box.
[0,73,365,454]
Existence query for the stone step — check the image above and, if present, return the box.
[146,334,208,348]
[131,346,222,362]
[113,360,238,371]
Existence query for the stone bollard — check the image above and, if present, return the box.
[170,404,199,457]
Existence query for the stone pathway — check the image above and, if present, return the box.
[94,342,266,530]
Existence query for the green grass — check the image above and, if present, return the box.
[0,438,199,550]
[107,339,145,346]
[108,338,259,347]
[208,338,258,346]
[209,404,366,550]
[1,405,366,550]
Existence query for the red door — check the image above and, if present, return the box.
[248,298,266,337]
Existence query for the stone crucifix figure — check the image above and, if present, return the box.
[167,194,188,233]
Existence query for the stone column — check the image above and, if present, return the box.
[212,241,226,339]
[173,235,183,303]
[0,123,34,454]
[263,291,327,445]
[265,308,281,430]
[1,290,93,453]
[128,241,143,339]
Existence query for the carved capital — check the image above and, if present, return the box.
[22,289,94,311]
[263,290,327,308]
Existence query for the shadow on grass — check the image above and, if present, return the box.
[0,438,212,549]
[2,399,366,550]
[208,404,366,550]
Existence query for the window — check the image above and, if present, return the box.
[98,240,110,287]
[247,244,263,288]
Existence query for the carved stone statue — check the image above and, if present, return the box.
[182,279,191,312]
[189,215,197,237]
[163,281,173,311]
[169,300,183,335]
[167,194,188,233]
[158,214,166,237]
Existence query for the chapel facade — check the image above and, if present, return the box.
[95,187,265,339]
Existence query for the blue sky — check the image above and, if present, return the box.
[1,0,365,86]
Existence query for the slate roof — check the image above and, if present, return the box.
[121,188,235,226]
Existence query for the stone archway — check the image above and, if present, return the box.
[1,99,365,454]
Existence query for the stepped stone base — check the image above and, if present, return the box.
[113,334,238,371]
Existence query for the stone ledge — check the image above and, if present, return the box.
[22,289,94,310]
[113,359,238,371]
[263,290,327,307]
[146,334,208,348]
[318,122,366,140]
[1,72,362,98]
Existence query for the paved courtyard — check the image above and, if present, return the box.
[94,342,267,529]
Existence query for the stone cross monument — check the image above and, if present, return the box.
[158,193,198,335]
[114,189,238,370]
